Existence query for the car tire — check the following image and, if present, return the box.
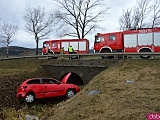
[66,89,75,99]
[24,93,35,103]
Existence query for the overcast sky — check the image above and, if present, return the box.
[0,0,136,48]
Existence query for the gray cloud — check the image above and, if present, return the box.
[0,0,136,48]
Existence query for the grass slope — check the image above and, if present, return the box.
[0,59,160,120]
[44,59,160,120]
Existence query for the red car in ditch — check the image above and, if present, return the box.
[16,73,80,103]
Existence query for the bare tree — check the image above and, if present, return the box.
[131,7,142,29]
[136,0,152,28]
[24,7,53,55]
[53,0,109,39]
[0,23,18,58]
[119,9,133,30]
[151,0,160,27]
[119,7,142,30]
[119,0,152,30]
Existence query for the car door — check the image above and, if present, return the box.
[42,79,65,98]
[27,79,45,98]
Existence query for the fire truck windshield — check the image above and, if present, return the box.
[95,36,104,43]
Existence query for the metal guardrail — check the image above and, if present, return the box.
[0,52,160,60]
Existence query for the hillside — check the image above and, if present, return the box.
[0,46,42,56]
[43,59,160,120]
[0,59,160,120]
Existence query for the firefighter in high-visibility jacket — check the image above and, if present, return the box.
[60,47,65,54]
[60,47,65,59]
[68,45,74,59]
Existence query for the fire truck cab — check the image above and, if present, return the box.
[94,32,123,53]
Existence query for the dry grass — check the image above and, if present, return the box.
[44,59,160,120]
[1,59,160,120]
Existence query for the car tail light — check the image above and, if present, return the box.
[18,86,27,92]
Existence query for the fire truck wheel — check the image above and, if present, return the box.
[101,49,114,59]
[52,57,58,59]
[140,55,150,59]
[139,48,151,59]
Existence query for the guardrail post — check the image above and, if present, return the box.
[47,55,49,60]
[78,55,80,59]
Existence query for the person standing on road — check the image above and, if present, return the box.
[68,45,74,59]
[60,47,65,54]
[60,47,65,59]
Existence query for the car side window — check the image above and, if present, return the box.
[42,79,61,84]
[27,79,40,84]
[52,79,61,84]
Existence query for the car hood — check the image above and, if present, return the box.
[61,72,72,84]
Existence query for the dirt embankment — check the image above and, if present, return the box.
[0,59,118,109]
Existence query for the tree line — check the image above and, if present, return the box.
[0,0,160,57]
[119,0,160,30]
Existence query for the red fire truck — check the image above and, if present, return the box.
[42,38,89,58]
[94,27,160,59]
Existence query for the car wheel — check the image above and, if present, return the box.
[24,93,35,103]
[66,89,75,99]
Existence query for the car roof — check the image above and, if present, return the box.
[22,72,72,84]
